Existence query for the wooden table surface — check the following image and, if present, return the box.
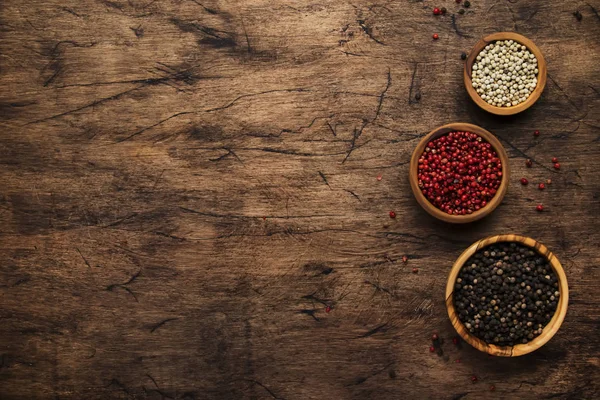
[1,1,599,399]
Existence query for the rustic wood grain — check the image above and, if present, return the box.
[0,0,599,399]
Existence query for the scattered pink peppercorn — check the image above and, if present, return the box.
[536,204,544,212]
[520,178,528,185]
[554,163,561,170]
[412,268,419,274]
[429,346,435,353]
[455,359,461,363]
[456,0,462,3]
[433,33,439,40]
[417,131,502,215]
[534,130,540,136]
[402,255,408,263]
[432,333,439,341]
[526,159,533,168]
[325,306,331,313]
[377,175,382,181]
[552,157,558,163]
[547,179,552,185]
[433,7,441,15]
[471,375,478,383]
[490,385,496,392]
[389,211,396,218]
[538,182,545,190]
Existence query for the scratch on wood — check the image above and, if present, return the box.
[115,112,194,143]
[299,309,320,322]
[103,213,139,227]
[205,88,310,112]
[326,121,337,136]
[357,323,389,338]
[76,248,91,268]
[345,189,361,201]
[209,147,243,162]
[346,362,394,386]
[408,62,419,104]
[302,293,329,306]
[106,270,141,302]
[357,19,385,45]
[318,171,332,189]
[547,73,579,109]
[189,0,218,14]
[26,85,144,125]
[364,280,395,298]
[240,379,285,400]
[150,318,178,333]
[59,7,81,17]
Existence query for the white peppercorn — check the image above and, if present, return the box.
[471,40,538,107]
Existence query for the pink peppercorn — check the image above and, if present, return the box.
[417,131,502,215]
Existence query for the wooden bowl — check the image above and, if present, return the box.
[446,234,569,357]
[408,122,510,223]
[464,32,547,115]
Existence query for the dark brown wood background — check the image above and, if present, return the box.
[1,0,599,399]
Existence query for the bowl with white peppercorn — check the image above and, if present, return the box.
[446,234,568,357]
[464,32,547,116]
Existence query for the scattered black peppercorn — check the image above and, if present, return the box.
[458,9,465,15]
[573,11,583,21]
[461,52,467,60]
[453,243,560,346]
[415,92,422,101]
[441,7,447,15]
[464,1,471,8]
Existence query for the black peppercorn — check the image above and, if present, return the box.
[461,52,467,60]
[464,1,471,8]
[573,10,583,21]
[458,8,465,15]
[453,243,559,346]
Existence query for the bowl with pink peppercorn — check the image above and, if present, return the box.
[409,122,510,223]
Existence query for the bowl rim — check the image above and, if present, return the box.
[445,234,569,357]
[464,32,547,116]
[408,122,510,224]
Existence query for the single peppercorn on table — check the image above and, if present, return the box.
[1,1,599,399]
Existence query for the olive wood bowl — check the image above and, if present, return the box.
[408,122,510,224]
[446,234,569,357]
[464,32,547,116]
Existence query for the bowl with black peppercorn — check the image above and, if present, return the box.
[446,234,569,357]
[464,32,547,115]
[409,122,510,223]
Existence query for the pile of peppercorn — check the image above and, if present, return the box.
[417,131,502,215]
[453,242,560,346]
